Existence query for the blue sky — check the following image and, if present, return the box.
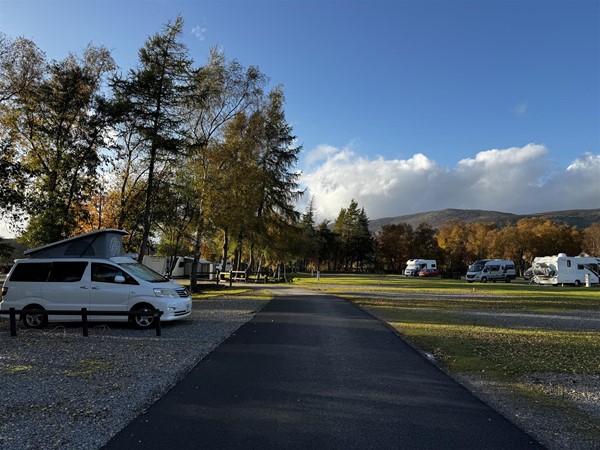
[0,0,599,233]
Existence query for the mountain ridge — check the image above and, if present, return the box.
[368,208,600,231]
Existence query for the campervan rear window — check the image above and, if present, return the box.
[9,262,52,282]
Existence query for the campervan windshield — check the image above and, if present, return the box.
[118,261,170,283]
[468,262,485,272]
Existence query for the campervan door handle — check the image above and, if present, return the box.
[80,286,89,290]
[91,286,100,290]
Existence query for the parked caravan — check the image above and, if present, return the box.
[404,259,437,276]
[142,256,215,279]
[142,256,170,276]
[466,259,516,283]
[141,256,189,278]
[181,257,215,280]
[531,253,600,286]
[0,230,192,329]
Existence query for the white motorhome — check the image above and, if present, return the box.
[404,259,437,276]
[466,259,516,283]
[531,254,600,286]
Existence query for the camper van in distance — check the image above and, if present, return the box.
[466,259,516,283]
[532,254,600,286]
[404,259,437,276]
[142,256,215,280]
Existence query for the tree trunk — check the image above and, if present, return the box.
[221,227,229,271]
[190,217,205,293]
[137,143,157,262]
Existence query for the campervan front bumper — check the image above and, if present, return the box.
[161,298,192,322]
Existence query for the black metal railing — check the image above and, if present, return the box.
[0,308,163,337]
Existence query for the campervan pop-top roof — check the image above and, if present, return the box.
[23,229,129,259]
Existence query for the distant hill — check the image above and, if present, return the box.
[368,208,600,232]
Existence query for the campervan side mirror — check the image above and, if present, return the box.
[114,275,125,284]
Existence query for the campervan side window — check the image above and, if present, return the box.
[578,264,584,270]
[92,263,138,285]
[9,262,52,282]
[118,261,169,283]
[47,262,88,282]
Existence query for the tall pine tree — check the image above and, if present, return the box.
[110,16,192,261]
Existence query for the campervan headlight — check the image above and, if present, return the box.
[153,288,179,298]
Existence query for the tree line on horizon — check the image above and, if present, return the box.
[290,200,599,276]
[374,217,600,275]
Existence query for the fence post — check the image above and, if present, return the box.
[155,311,161,337]
[82,308,88,337]
[9,307,17,337]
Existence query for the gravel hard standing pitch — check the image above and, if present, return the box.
[0,295,268,450]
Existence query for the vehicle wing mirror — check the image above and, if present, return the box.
[114,275,125,283]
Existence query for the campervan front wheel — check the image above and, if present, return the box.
[574,280,581,287]
[22,305,48,329]
[130,304,157,329]
[480,277,488,283]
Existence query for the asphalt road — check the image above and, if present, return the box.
[103,287,543,449]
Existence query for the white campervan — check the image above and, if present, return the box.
[531,254,600,286]
[466,259,516,283]
[404,259,437,276]
[0,229,192,329]
[1,257,192,329]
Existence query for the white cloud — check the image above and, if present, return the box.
[515,102,528,116]
[299,144,600,222]
[305,144,340,165]
[457,144,547,168]
[191,25,207,41]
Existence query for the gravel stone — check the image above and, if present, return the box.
[0,295,267,450]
